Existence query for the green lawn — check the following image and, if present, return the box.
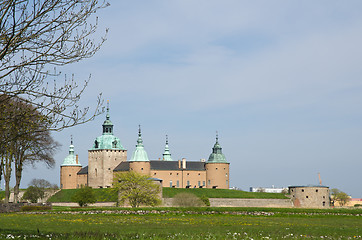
[0,208,362,239]
[47,187,287,203]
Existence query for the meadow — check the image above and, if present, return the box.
[1,207,362,239]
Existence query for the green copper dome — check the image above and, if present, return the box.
[130,126,149,161]
[207,133,227,163]
[90,104,125,150]
[162,135,173,161]
[62,138,81,166]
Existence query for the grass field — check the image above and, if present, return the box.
[1,207,362,239]
[47,187,287,203]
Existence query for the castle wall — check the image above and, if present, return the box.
[129,161,151,176]
[151,170,207,188]
[60,166,82,189]
[88,149,127,188]
[206,163,230,189]
[289,186,330,208]
[77,174,88,188]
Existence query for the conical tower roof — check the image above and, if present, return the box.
[130,125,149,161]
[162,135,173,161]
[207,132,227,163]
[61,137,81,166]
[90,101,125,150]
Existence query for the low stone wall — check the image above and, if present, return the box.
[0,203,52,213]
[163,198,293,208]
[209,198,293,208]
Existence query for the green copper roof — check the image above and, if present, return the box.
[162,135,173,161]
[130,126,149,161]
[61,138,81,166]
[90,104,125,150]
[207,133,227,163]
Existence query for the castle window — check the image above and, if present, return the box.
[323,196,325,199]
[69,174,71,176]
[177,173,179,175]
[198,181,201,187]
[198,173,200,176]
[302,189,304,192]
[323,201,326,206]
[203,181,205,186]
[187,173,189,176]
[224,168,225,170]
[187,180,190,187]
[177,180,179,187]
[226,173,228,177]
[170,180,172,188]
[226,180,228,185]
[216,168,218,170]
[306,196,309,198]
[170,173,172,175]
[316,189,318,192]
[154,173,156,175]
[208,180,210,185]
[141,168,144,171]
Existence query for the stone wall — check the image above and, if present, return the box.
[162,198,293,208]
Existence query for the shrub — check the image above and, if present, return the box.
[172,192,204,207]
[21,205,51,212]
[200,195,210,206]
[71,186,96,207]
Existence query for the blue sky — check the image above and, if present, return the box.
[7,1,362,197]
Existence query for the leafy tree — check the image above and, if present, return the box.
[331,188,350,206]
[71,186,97,207]
[0,96,59,203]
[22,178,56,203]
[172,192,204,207]
[22,186,45,203]
[113,172,161,208]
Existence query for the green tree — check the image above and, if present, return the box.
[72,186,96,207]
[113,172,161,208]
[22,186,45,203]
[331,188,350,206]
[22,178,55,203]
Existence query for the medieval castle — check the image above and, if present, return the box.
[60,106,230,189]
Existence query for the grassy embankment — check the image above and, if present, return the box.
[47,187,287,203]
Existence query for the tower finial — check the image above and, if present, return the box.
[106,100,110,120]
[166,134,168,145]
[71,135,73,145]
[216,131,219,142]
[138,124,141,136]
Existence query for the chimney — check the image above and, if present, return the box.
[178,160,181,169]
[182,158,186,169]
[76,155,79,164]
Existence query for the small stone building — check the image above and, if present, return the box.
[288,185,330,208]
[60,105,230,189]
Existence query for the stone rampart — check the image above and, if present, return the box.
[163,198,293,208]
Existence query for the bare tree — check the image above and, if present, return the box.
[0,0,109,131]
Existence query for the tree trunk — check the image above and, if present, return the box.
[2,154,12,203]
[13,157,23,203]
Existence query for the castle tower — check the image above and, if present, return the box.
[205,132,230,189]
[60,137,82,189]
[129,126,151,175]
[162,135,173,161]
[88,102,127,188]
